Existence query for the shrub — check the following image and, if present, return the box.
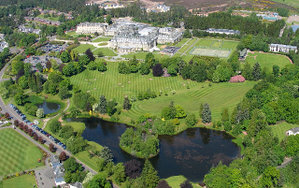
[185,113,197,127]
[152,64,163,77]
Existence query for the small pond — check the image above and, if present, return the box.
[80,118,240,182]
[37,101,60,115]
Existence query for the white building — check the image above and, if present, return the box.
[49,156,66,187]
[19,25,41,35]
[156,4,170,12]
[286,127,299,136]
[157,27,183,44]
[269,44,298,53]
[206,28,240,35]
[76,22,108,34]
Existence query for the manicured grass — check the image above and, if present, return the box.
[93,48,117,56]
[70,62,255,121]
[270,122,299,142]
[165,175,201,188]
[92,37,112,42]
[245,52,292,72]
[0,129,44,177]
[73,44,96,54]
[37,14,59,21]
[63,121,85,135]
[121,52,169,60]
[98,42,108,46]
[2,174,36,188]
[75,141,103,172]
[271,0,299,8]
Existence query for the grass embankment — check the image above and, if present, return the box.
[245,52,292,72]
[271,122,299,142]
[0,129,44,176]
[1,174,37,188]
[70,62,255,123]
[73,44,96,53]
[92,37,112,43]
[165,175,202,188]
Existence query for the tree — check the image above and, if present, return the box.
[180,180,192,188]
[66,137,87,154]
[99,95,107,114]
[73,92,95,111]
[201,103,211,123]
[78,55,90,66]
[106,15,112,24]
[123,96,131,110]
[87,173,112,188]
[64,157,81,173]
[48,120,62,134]
[99,146,114,163]
[161,102,177,120]
[14,93,27,105]
[49,143,56,152]
[106,99,117,116]
[24,63,32,77]
[139,63,150,75]
[152,64,163,77]
[112,163,126,184]
[118,62,130,74]
[175,105,187,118]
[272,65,280,77]
[70,50,78,61]
[242,62,252,80]
[221,108,230,123]
[141,160,159,188]
[124,159,142,179]
[97,61,107,72]
[25,103,38,116]
[260,166,280,187]
[85,48,95,62]
[60,51,71,63]
[185,113,197,127]
[284,135,299,157]
[156,180,171,188]
[36,108,44,118]
[58,85,70,99]
[252,62,261,81]
[18,76,28,89]
[59,151,68,161]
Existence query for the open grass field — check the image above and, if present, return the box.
[92,37,112,43]
[2,174,36,188]
[122,52,170,60]
[70,62,256,121]
[37,14,59,21]
[165,175,201,188]
[0,129,43,177]
[93,48,117,56]
[271,0,299,8]
[73,44,96,54]
[270,122,299,142]
[245,52,292,72]
[63,121,85,135]
[190,47,231,58]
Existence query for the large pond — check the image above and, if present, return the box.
[37,101,60,114]
[80,118,240,182]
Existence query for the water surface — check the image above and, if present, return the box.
[37,101,60,114]
[81,118,240,182]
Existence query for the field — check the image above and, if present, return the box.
[122,52,170,60]
[93,48,117,56]
[92,37,112,43]
[73,44,96,53]
[271,122,299,142]
[245,52,292,72]
[271,0,299,8]
[70,62,255,121]
[0,129,43,177]
[2,174,36,188]
[174,38,239,62]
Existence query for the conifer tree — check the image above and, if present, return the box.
[99,95,107,114]
[201,103,211,123]
[141,160,159,188]
[252,62,261,81]
[123,96,131,110]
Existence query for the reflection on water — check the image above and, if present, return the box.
[37,101,60,114]
[80,118,240,182]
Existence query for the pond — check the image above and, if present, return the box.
[80,118,240,182]
[37,101,60,115]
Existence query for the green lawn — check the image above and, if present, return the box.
[63,121,85,136]
[121,52,169,60]
[37,14,60,21]
[93,48,117,56]
[70,62,255,122]
[75,141,103,172]
[73,44,96,54]
[2,174,36,188]
[271,0,299,8]
[165,175,201,188]
[0,129,44,177]
[245,52,292,72]
[270,122,299,142]
[92,37,112,42]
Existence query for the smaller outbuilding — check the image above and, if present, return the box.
[239,48,248,60]
[229,75,245,83]
[286,127,299,136]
